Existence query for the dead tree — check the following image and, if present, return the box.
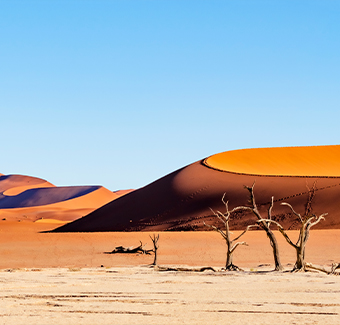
[258,183,327,272]
[230,183,283,271]
[149,234,159,266]
[204,193,255,271]
[258,211,325,271]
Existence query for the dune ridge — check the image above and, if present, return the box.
[0,174,124,222]
[205,145,340,177]
[0,174,54,193]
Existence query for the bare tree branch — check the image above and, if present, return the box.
[309,214,327,228]
[257,219,298,249]
[268,196,274,222]
[221,192,227,206]
[232,224,259,243]
[230,241,248,254]
[203,221,227,240]
[281,202,303,223]
[230,206,253,213]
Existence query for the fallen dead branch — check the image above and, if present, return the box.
[304,263,340,275]
[105,241,153,255]
[304,263,331,274]
[156,266,216,272]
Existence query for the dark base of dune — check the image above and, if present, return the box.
[53,160,340,232]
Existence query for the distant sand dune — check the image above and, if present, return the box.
[0,174,54,193]
[0,174,126,222]
[0,186,104,209]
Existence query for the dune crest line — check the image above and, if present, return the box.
[204,145,340,177]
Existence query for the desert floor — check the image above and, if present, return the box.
[1,221,340,324]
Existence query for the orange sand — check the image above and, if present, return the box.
[205,145,340,176]
[0,221,339,269]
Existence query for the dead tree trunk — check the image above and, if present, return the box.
[259,212,325,271]
[257,183,326,271]
[150,234,159,266]
[204,193,255,271]
[281,182,326,271]
[233,183,283,271]
[279,202,326,271]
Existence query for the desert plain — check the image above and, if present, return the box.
[1,145,340,324]
[1,221,340,325]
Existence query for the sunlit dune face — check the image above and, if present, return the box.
[3,183,55,196]
[204,145,340,177]
[0,175,53,194]
[34,218,69,224]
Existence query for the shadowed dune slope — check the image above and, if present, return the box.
[53,145,340,232]
[0,186,102,208]
[0,174,120,222]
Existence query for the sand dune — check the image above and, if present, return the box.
[0,174,124,222]
[0,174,54,194]
[0,185,105,209]
[113,189,134,197]
[205,145,340,176]
[0,188,117,223]
[54,145,340,232]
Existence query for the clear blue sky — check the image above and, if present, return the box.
[1,0,339,190]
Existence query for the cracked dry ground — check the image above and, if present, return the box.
[0,266,340,325]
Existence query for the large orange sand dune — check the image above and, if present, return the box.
[54,145,340,232]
